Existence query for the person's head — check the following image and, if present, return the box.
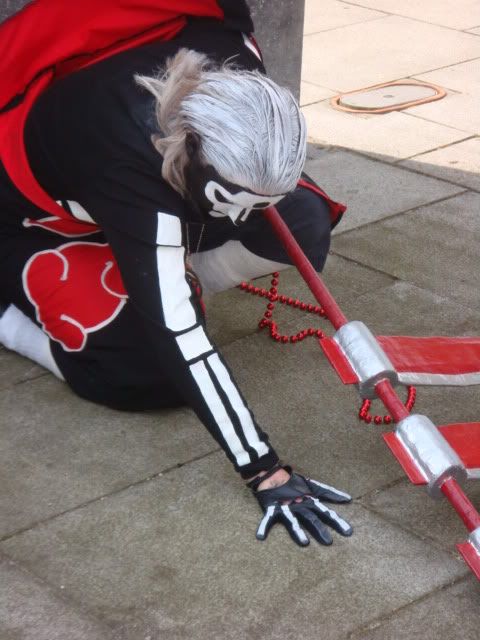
[135,48,307,224]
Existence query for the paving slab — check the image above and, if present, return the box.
[344,0,480,30]
[318,251,396,304]
[332,191,480,311]
[300,81,335,106]
[0,456,466,640]
[417,382,480,430]
[0,375,217,538]
[351,578,480,640]
[303,0,386,36]
[302,99,469,159]
[414,59,480,96]
[337,279,480,341]
[363,477,480,552]
[303,148,462,232]
[302,16,480,92]
[406,93,480,135]
[0,554,114,640]
[399,137,480,191]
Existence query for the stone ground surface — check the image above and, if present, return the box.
[1,1,480,638]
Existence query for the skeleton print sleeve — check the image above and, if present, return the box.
[80,176,279,478]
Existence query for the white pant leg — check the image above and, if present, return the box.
[189,240,289,294]
[0,305,64,379]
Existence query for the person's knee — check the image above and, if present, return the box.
[69,375,185,412]
[238,188,332,271]
[277,189,332,271]
[51,343,184,412]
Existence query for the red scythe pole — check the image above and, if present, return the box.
[263,205,480,545]
[263,207,348,330]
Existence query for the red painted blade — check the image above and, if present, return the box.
[378,336,480,386]
[320,335,480,387]
[383,423,480,483]
[382,432,427,485]
[439,423,480,471]
[457,542,480,581]
[319,338,358,385]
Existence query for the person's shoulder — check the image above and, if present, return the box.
[216,0,254,33]
[174,17,264,72]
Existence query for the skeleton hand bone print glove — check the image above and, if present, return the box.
[249,465,353,546]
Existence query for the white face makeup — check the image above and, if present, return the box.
[204,181,285,225]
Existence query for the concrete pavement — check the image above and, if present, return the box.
[1,1,480,638]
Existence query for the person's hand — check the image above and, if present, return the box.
[249,465,353,546]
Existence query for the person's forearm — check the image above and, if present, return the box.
[139,312,280,476]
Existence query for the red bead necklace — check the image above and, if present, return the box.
[358,386,416,425]
[239,271,416,424]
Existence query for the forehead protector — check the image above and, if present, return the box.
[185,148,286,225]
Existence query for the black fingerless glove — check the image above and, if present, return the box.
[249,465,353,546]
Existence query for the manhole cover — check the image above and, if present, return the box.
[332,81,446,114]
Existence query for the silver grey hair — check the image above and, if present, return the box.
[135,49,307,197]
